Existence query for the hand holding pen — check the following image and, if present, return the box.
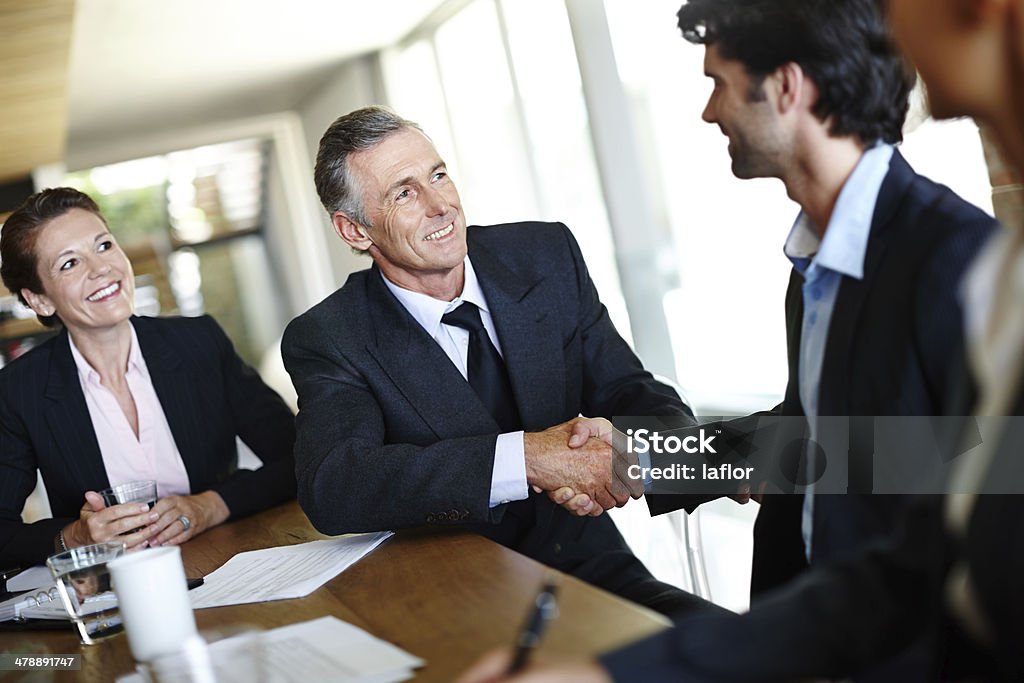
[454,577,613,683]
[508,579,559,673]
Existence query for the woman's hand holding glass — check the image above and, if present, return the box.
[64,491,161,550]
[63,489,230,550]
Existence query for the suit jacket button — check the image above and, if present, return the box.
[448,509,460,521]
[460,510,470,520]
[426,514,435,523]
[553,543,562,554]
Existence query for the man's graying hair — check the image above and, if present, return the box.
[314,106,424,227]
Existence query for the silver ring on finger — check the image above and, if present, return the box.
[177,514,191,533]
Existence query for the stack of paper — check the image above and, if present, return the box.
[189,532,393,609]
[117,616,424,683]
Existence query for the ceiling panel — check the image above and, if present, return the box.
[0,0,450,181]
[66,0,448,143]
[0,0,75,182]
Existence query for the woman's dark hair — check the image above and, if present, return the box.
[0,187,107,327]
[677,0,915,145]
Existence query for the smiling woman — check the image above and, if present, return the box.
[20,208,136,334]
[0,187,297,567]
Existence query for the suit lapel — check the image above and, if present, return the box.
[363,231,567,438]
[470,239,566,432]
[364,269,499,439]
[43,330,110,490]
[133,317,204,486]
[818,151,916,415]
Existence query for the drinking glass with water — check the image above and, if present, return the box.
[46,540,127,644]
[98,480,158,535]
[99,480,157,509]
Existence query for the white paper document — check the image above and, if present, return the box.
[6,565,52,592]
[240,616,423,682]
[117,616,424,683]
[189,532,393,609]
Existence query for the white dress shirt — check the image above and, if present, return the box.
[783,143,894,561]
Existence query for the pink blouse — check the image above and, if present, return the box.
[68,325,191,499]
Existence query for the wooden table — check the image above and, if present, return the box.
[1,502,669,681]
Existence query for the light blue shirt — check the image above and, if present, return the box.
[784,144,894,561]
[382,257,528,509]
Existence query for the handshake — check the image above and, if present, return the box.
[523,417,641,518]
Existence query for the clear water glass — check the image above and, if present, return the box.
[46,540,127,644]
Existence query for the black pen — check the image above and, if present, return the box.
[508,579,560,674]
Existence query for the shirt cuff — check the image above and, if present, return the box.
[639,448,653,488]
[489,431,529,507]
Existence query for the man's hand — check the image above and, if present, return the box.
[566,417,629,454]
[455,650,612,683]
[566,416,612,448]
[545,417,612,516]
[546,417,641,516]
[525,418,642,513]
[524,424,621,510]
[545,487,602,517]
[565,418,755,507]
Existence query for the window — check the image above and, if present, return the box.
[378,0,996,612]
[381,0,632,340]
[64,138,288,366]
[602,0,994,415]
[604,0,795,414]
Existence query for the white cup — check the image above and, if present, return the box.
[109,546,199,662]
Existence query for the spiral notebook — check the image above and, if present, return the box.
[0,585,75,621]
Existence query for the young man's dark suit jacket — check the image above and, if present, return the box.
[0,315,297,566]
[281,222,704,614]
[600,152,1007,680]
[646,151,996,595]
[749,150,997,596]
[601,390,1024,682]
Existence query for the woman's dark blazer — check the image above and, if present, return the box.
[0,314,296,566]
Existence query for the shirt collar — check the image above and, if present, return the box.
[784,144,894,280]
[68,322,146,386]
[381,257,490,337]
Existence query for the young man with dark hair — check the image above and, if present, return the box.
[677,0,911,148]
[556,0,995,592]
[672,0,996,602]
[457,0,1004,680]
